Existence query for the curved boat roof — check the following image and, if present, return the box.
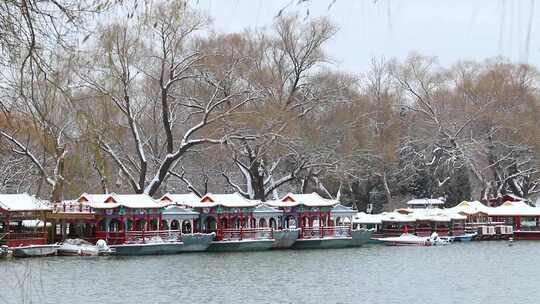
[194,193,260,208]
[160,193,201,206]
[78,193,166,209]
[266,192,338,208]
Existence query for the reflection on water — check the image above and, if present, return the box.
[0,241,537,304]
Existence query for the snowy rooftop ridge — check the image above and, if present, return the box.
[446,200,492,215]
[0,193,52,212]
[78,193,165,209]
[406,198,445,206]
[267,192,338,208]
[160,193,201,205]
[199,192,261,208]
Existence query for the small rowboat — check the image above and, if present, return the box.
[10,244,59,258]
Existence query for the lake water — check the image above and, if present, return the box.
[0,241,537,304]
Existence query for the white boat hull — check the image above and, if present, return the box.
[58,245,99,256]
[11,245,59,257]
[376,234,430,246]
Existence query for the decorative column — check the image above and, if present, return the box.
[120,216,126,243]
[319,210,323,238]
[239,212,244,240]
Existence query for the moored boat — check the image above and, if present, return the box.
[181,233,215,252]
[272,228,300,249]
[291,237,353,249]
[207,239,274,252]
[58,238,111,256]
[291,228,373,249]
[376,232,449,246]
[10,244,59,257]
[376,233,431,246]
[350,228,374,247]
[111,233,214,256]
[453,232,477,242]
[110,241,183,256]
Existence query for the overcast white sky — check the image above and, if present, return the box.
[192,0,539,73]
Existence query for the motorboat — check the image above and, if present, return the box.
[10,244,59,258]
[377,231,450,247]
[376,233,431,246]
[291,228,373,249]
[427,232,449,246]
[453,232,477,242]
[58,239,112,256]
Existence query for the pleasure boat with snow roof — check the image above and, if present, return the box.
[267,193,372,249]
[81,193,214,255]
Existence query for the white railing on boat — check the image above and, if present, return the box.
[218,228,273,241]
[301,226,351,239]
[125,230,182,243]
[51,202,93,213]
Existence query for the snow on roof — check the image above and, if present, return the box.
[198,193,260,208]
[446,200,492,215]
[268,192,338,208]
[79,193,165,209]
[331,204,355,215]
[252,204,283,215]
[488,200,540,217]
[162,205,199,215]
[0,193,51,212]
[406,209,464,222]
[265,199,297,208]
[352,212,383,224]
[406,198,445,206]
[381,212,417,222]
[160,193,201,205]
[353,208,466,224]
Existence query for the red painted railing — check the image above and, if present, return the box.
[416,227,432,237]
[434,227,449,236]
